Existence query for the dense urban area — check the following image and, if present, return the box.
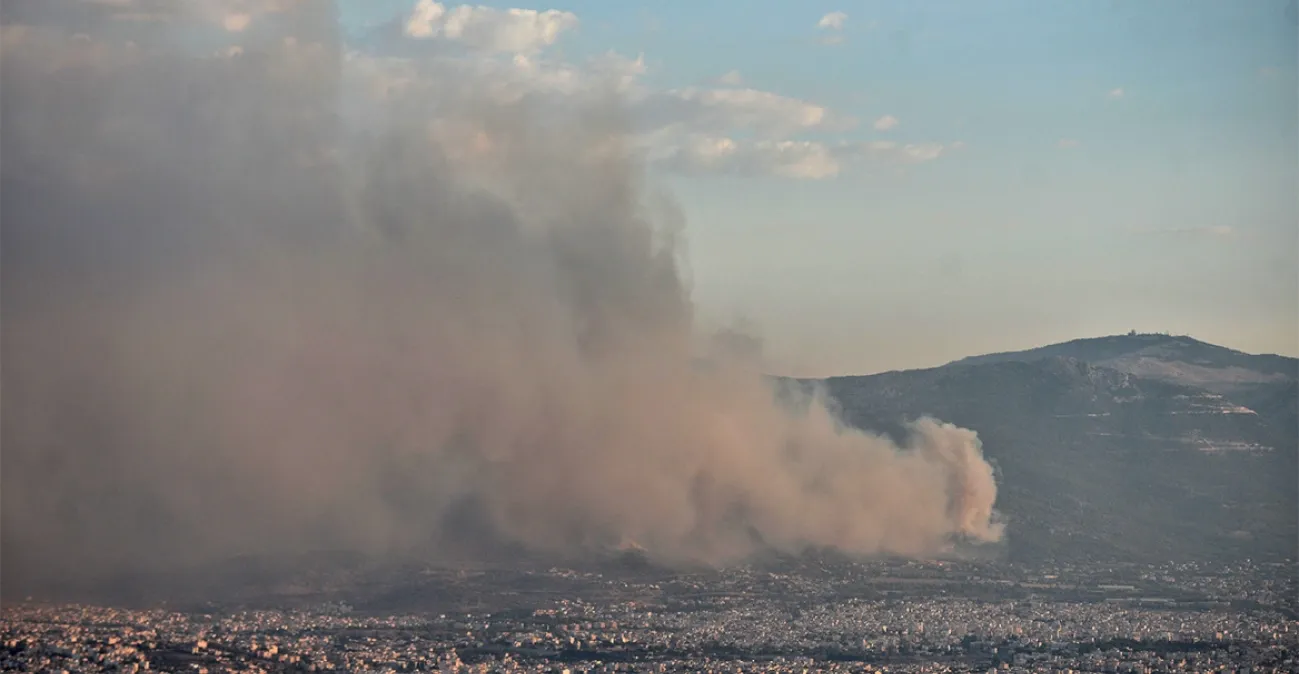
[3,557,1295,673]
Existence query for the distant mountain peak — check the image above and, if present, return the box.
[948,334,1296,394]
[811,333,1298,566]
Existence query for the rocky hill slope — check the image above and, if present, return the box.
[807,335,1297,564]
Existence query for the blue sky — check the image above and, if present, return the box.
[340,0,1297,375]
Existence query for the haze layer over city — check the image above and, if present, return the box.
[2,1,1295,673]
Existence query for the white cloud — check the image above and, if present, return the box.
[1057,138,1080,149]
[1107,87,1124,99]
[873,114,899,131]
[353,48,647,107]
[404,0,579,53]
[636,87,850,139]
[187,3,946,182]
[369,51,903,180]
[655,136,840,179]
[223,12,251,32]
[652,135,954,179]
[898,142,944,162]
[818,11,847,30]
[405,0,447,37]
[500,50,646,97]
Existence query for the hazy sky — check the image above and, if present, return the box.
[340,1,1289,374]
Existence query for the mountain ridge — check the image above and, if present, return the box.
[802,333,1297,565]
[943,333,1297,394]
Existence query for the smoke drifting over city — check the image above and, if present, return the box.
[1,1,1003,591]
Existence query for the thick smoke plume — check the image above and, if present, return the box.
[1,1,1003,592]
